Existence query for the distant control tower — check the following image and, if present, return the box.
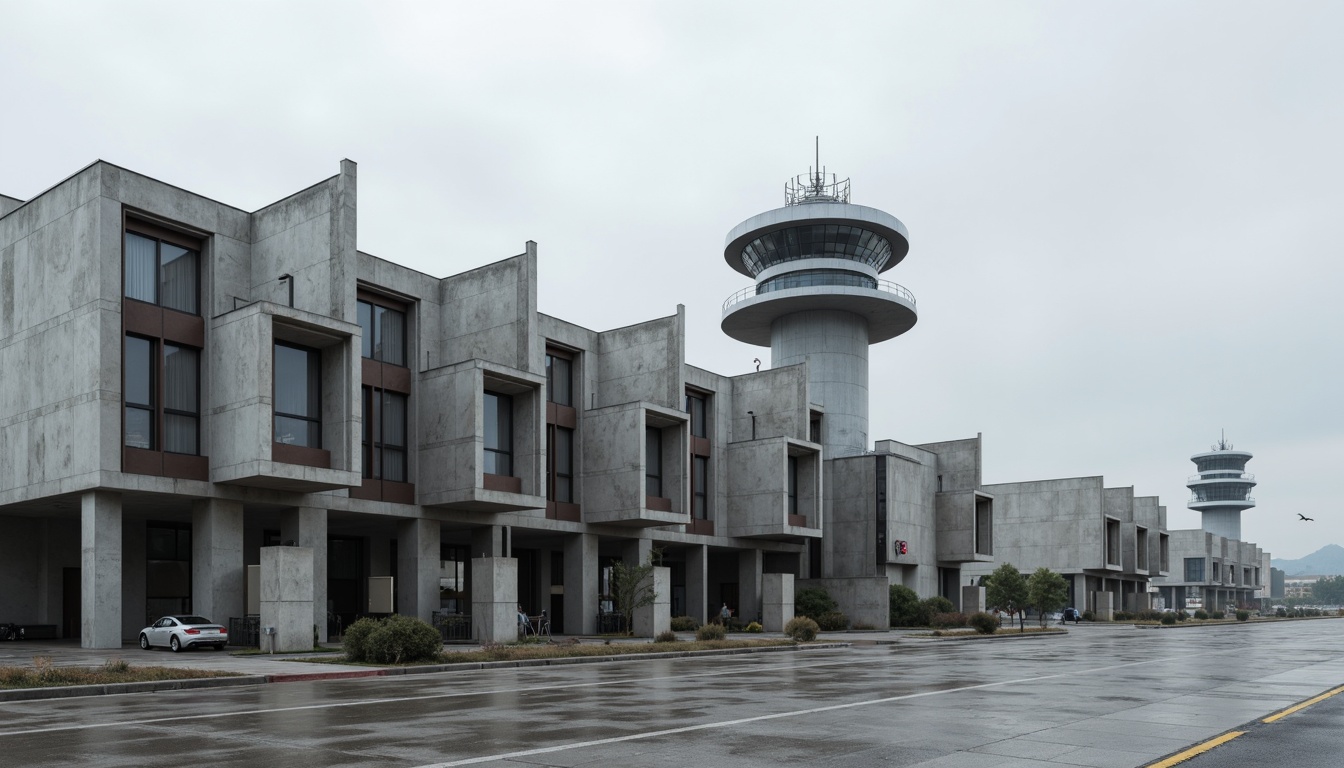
[721,155,917,458]
[1188,433,1256,540]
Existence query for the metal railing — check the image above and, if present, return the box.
[432,611,474,643]
[786,172,850,206]
[723,278,916,312]
[1188,495,1256,504]
[597,612,627,635]
[1187,473,1255,483]
[229,616,260,647]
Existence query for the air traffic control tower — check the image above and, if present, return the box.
[721,165,917,458]
[1188,434,1256,540]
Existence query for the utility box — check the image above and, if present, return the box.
[368,576,395,613]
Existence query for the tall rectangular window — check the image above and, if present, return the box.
[645,426,662,497]
[125,336,154,449]
[124,230,199,315]
[686,393,706,438]
[787,455,799,516]
[162,344,199,455]
[357,299,406,366]
[484,391,513,476]
[1184,557,1205,582]
[546,353,572,406]
[692,455,708,519]
[362,388,408,482]
[548,426,574,503]
[275,342,322,448]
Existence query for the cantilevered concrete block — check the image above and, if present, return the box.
[260,545,314,652]
[762,572,795,632]
[472,557,518,645]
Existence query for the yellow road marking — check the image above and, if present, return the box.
[1263,684,1344,723]
[1145,731,1244,768]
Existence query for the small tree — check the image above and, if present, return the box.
[1027,567,1069,627]
[610,548,661,636]
[985,563,1029,633]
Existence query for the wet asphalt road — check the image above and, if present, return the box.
[1,620,1341,768]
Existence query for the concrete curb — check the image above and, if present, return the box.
[1,642,852,700]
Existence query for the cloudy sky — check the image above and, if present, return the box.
[3,2,1339,559]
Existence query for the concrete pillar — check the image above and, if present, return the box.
[621,538,653,568]
[260,546,314,652]
[397,518,440,623]
[633,567,671,637]
[961,585,986,614]
[191,499,244,626]
[738,548,763,623]
[281,507,328,642]
[1092,590,1114,621]
[471,556,518,645]
[563,533,597,635]
[762,573,794,632]
[472,524,507,558]
[1133,592,1152,612]
[81,491,121,649]
[1072,574,1087,611]
[686,544,708,625]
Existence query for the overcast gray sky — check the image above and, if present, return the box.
[3,2,1340,560]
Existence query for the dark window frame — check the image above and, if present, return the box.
[546,351,573,407]
[692,454,708,519]
[357,295,408,366]
[362,387,408,482]
[484,390,514,477]
[787,455,799,516]
[124,334,201,456]
[123,222,201,316]
[547,424,574,503]
[645,426,663,498]
[274,341,323,449]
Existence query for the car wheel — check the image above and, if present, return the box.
[170,635,181,652]
[140,634,150,650]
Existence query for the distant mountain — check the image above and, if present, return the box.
[1273,544,1344,577]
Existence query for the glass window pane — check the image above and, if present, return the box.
[124,232,157,303]
[275,344,320,419]
[159,243,198,314]
[163,413,198,455]
[382,391,406,448]
[275,415,321,448]
[694,456,707,494]
[358,301,373,359]
[484,392,511,452]
[556,476,572,503]
[383,447,407,483]
[125,407,153,450]
[125,336,152,407]
[162,345,198,414]
[555,427,572,474]
[551,357,571,406]
[378,306,406,366]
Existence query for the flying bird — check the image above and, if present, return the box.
[1298,513,1314,521]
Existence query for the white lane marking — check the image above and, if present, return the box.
[411,654,1200,767]
[0,652,891,737]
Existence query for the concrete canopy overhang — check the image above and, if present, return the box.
[721,286,917,346]
[724,203,910,277]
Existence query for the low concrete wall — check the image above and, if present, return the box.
[762,573,795,632]
[961,585,986,614]
[797,576,889,629]
[260,546,313,653]
[633,566,671,637]
[472,557,518,645]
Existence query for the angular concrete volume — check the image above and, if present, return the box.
[762,572,795,632]
[633,566,671,637]
[260,546,315,653]
[472,557,518,645]
[961,585,986,614]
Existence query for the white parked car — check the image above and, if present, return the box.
[139,615,228,652]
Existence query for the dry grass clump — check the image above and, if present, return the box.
[0,656,239,689]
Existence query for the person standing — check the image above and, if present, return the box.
[720,603,732,627]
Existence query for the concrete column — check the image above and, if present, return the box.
[686,544,708,625]
[738,548,763,623]
[633,567,671,637]
[771,309,871,457]
[762,573,794,632]
[397,518,441,623]
[472,524,507,558]
[621,538,653,568]
[1092,590,1114,621]
[260,546,314,652]
[961,585,986,614]
[191,499,244,626]
[1133,592,1152,612]
[1072,574,1087,611]
[563,533,597,635]
[471,557,518,645]
[281,507,328,642]
[81,491,121,649]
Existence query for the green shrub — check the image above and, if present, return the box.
[968,612,998,634]
[920,596,955,622]
[1194,610,1209,620]
[889,584,922,627]
[1175,610,1188,621]
[1236,610,1250,622]
[784,616,819,641]
[1137,610,1164,622]
[654,630,679,643]
[695,622,726,641]
[1276,607,1288,617]
[1082,611,1095,622]
[745,621,763,633]
[815,611,849,631]
[363,615,443,664]
[1160,613,1177,625]
[796,587,839,621]
[930,612,967,629]
[669,615,699,632]
[1210,611,1225,620]
[342,617,380,662]
[1114,611,1133,621]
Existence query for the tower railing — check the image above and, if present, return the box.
[785,173,851,206]
[722,278,916,312]
[1187,473,1255,483]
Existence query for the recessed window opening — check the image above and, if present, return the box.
[546,353,572,406]
[125,229,199,315]
[645,426,663,497]
[357,299,407,366]
[484,391,513,476]
[548,426,574,503]
[274,342,322,448]
[787,456,799,516]
[362,388,407,482]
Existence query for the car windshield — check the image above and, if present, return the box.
[176,616,214,625]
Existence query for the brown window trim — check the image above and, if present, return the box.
[272,442,331,469]
[123,211,203,319]
[645,495,673,513]
[484,472,522,494]
[787,514,809,528]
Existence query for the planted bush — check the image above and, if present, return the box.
[784,616,819,642]
[363,615,444,664]
[815,611,849,631]
[745,621,763,633]
[670,616,699,632]
[341,617,380,662]
[1193,610,1209,620]
[930,612,967,629]
[655,630,679,643]
[1210,611,1225,620]
[920,596,955,624]
[1114,611,1133,621]
[1136,610,1164,622]
[1236,610,1250,622]
[1160,613,1177,625]
[968,612,998,634]
[695,622,726,641]
[796,587,839,621]
[1082,611,1095,622]
[1276,607,1288,617]
[889,584,922,627]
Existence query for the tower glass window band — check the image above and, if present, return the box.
[125,230,199,314]
[357,299,406,366]
[274,342,321,448]
[484,391,513,476]
[758,269,877,295]
[739,224,892,275]
[645,426,662,497]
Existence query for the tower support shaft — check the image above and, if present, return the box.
[771,309,870,457]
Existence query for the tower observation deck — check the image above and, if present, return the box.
[721,164,917,458]
[1188,434,1256,540]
